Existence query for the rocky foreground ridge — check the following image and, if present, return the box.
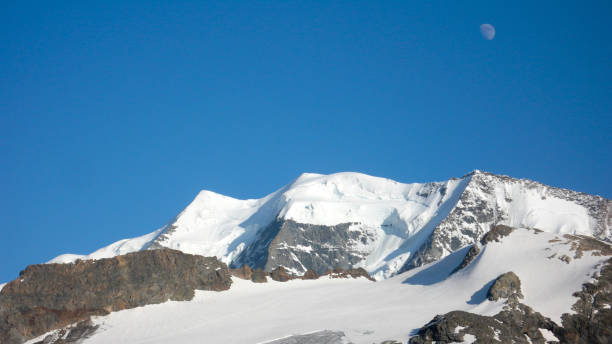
[0,249,232,344]
[0,249,375,344]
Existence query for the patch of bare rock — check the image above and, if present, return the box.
[229,265,375,283]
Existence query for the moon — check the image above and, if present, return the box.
[480,23,495,40]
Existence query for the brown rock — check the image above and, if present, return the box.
[250,268,268,283]
[480,224,515,245]
[301,269,319,280]
[270,266,292,282]
[487,271,523,302]
[230,265,253,280]
[323,267,375,281]
[0,249,232,344]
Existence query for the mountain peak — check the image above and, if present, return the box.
[47,171,610,281]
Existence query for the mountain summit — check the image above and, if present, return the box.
[49,171,611,280]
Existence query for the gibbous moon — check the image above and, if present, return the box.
[480,23,495,40]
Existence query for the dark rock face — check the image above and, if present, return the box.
[0,249,232,344]
[232,219,377,275]
[409,303,559,344]
[487,271,524,302]
[556,257,612,343]
[451,244,481,274]
[481,224,515,244]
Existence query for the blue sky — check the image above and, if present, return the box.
[1,1,610,282]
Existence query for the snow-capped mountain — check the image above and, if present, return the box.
[26,226,612,344]
[49,170,611,280]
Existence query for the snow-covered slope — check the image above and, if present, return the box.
[30,228,611,344]
[49,171,610,280]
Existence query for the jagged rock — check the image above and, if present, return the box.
[487,271,524,301]
[250,268,268,283]
[0,249,232,344]
[230,265,253,280]
[31,320,99,344]
[559,254,572,264]
[401,171,610,273]
[301,269,319,280]
[451,244,481,274]
[270,266,292,282]
[556,257,612,343]
[409,302,559,344]
[481,224,515,244]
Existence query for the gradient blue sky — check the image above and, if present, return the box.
[1,1,610,282]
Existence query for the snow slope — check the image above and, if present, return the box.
[29,228,610,344]
[48,171,609,280]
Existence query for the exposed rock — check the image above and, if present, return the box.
[481,224,515,244]
[401,171,611,273]
[409,302,559,344]
[250,268,268,283]
[270,266,292,282]
[322,267,375,282]
[451,244,481,274]
[556,257,612,343]
[487,271,524,302]
[559,254,572,264]
[231,265,372,284]
[301,269,319,280]
[563,234,612,259]
[230,265,253,280]
[31,320,99,344]
[0,249,232,344]
[232,219,377,275]
[410,256,612,344]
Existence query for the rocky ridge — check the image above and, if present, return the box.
[230,265,375,283]
[401,171,611,272]
[0,249,232,344]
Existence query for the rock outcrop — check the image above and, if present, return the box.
[0,249,232,344]
[556,257,612,343]
[410,260,612,344]
[487,271,524,302]
[323,267,376,282]
[408,303,559,344]
[480,224,515,244]
[230,265,374,283]
[270,266,292,282]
